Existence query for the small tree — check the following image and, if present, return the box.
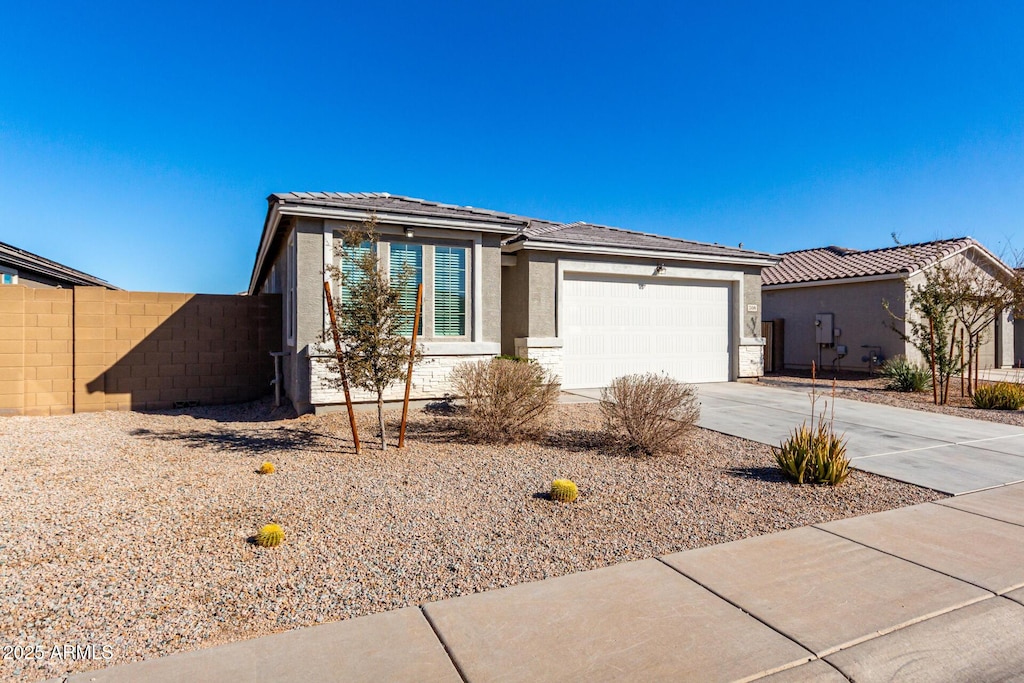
[935,258,1016,395]
[323,214,421,450]
[885,271,959,404]
[886,256,1021,403]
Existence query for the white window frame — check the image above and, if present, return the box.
[0,267,17,285]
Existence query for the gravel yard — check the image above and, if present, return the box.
[760,371,1024,427]
[1,399,943,681]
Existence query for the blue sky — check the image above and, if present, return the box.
[2,1,1022,293]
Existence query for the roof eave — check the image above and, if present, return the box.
[276,203,524,234]
[503,239,779,267]
[762,272,908,290]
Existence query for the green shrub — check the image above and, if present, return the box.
[550,479,579,503]
[450,358,561,442]
[772,363,850,486]
[972,382,1024,410]
[880,355,932,392]
[600,374,700,456]
[774,422,850,485]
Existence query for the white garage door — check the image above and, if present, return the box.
[561,274,731,388]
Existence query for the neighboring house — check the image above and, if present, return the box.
[1016,268,1024,367]
[761,238,1017,373]
[248,192,778,414]
[0,241,117,289]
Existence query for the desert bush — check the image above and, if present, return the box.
[880,355,932,393]
[972,382,1024,410]
[258,461,276,474]
[774,422,850,485]
[255,523,285,547]
[450,358,561,442]
[599,373,700,456]
[550,479,579,502]
[773,364,850,485]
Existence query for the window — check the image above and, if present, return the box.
[340,240,373,309]
[286,233,296,344]
[434,246,467,336]
[389,243,423,335]
[0,272,16,285]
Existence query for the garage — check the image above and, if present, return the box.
[561,273,732,388]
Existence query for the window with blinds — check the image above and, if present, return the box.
[389,243,423,335]
[340,241,373,310]
[434,246,466,336]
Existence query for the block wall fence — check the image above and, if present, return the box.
[0,286,281,416]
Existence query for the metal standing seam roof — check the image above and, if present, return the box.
[0,240,117,289]
[760,238,990,286]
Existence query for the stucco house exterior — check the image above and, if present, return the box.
[761,238,1017,373]
[248,192,778,414]
[0,241,117,289]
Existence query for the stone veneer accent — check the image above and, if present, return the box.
[738,337,765,378]
[309,352,498,405]
[513,337,564,382]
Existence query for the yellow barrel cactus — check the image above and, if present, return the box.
[550,479,579,503]
[255,523,285,547]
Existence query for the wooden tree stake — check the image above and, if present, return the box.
[324,281,361,455]
[398,283,423,449]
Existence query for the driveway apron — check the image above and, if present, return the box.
[696,382,1024,495]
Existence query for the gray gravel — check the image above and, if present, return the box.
[0,399,943,682]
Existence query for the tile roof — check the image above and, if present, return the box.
[761,238,982,286]
[0,241,117,289]
[515,219,774,260]
[270,192,529,228]
[267,193,776,260]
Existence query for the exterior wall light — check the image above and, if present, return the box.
[654,264,666,275]
[404,227,415,238]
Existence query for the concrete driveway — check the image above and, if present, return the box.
[695,382,1024,495]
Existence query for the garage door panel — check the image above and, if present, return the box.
[562,275,730,388]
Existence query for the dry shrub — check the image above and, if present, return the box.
[600,373,700,455]
[450,358,561,442]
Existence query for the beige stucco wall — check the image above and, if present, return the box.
[500,253,530,355]
[762,278,908,371]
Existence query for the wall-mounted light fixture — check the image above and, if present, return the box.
[654,264,666,275]
[404,227,415,238]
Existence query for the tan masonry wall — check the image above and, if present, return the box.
[0,286,280,416]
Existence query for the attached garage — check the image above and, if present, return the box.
[561,273,731,388]
[501,220,777,388]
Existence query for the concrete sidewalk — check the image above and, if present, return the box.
[694,382,1024,495]
[55,483,1024,682]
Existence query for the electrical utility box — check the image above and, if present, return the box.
[815,313,834,345]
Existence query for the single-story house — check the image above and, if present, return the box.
[248,192,779,414]
[0,241,117,289]
[761,238,1017,373]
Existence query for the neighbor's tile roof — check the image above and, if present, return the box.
[517,219,773,260]
[761,238,977,286]
[0,241,117,289]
